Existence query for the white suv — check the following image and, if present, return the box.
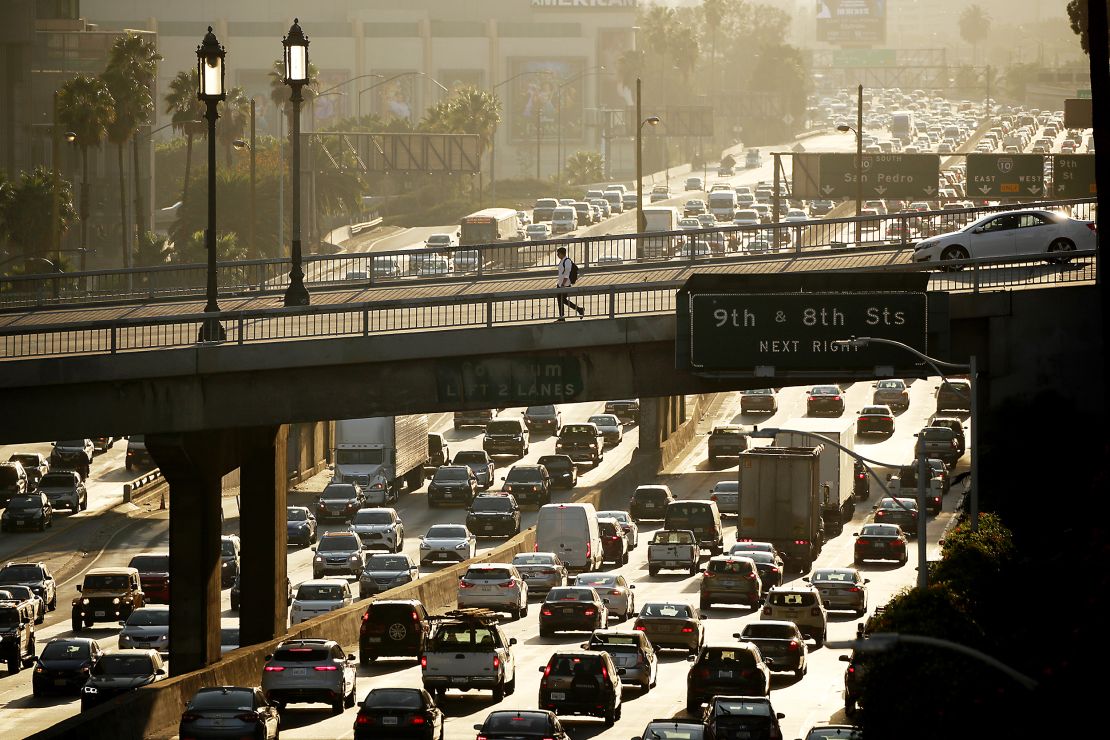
[456,563,528,620]
[761,585,828,646]
[261,638,357,714]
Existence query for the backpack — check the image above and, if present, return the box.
[567,259,579,285]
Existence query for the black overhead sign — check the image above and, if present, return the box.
[688,292,928,372]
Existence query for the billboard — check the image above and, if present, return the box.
[816,0,887,45]
[312,69,351,127]
[366,70,418,122]
[508,58,585,144]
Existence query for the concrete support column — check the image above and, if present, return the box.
[146,431,232,676]
[239,426,289,647]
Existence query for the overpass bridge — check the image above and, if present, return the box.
[0,212,1100,682]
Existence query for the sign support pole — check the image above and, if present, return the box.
[855,83,863,244]
[772,153,781,225]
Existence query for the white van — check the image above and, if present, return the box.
[536,503,603,572]
[551,207,578,235]
[708,190,737,222]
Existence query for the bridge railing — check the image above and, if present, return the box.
[0,198,1096,311]
[0,249,1096,362]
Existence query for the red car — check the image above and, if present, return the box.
[128,552,170,603]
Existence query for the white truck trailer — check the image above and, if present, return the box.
[334,415,430,501]
[774,417,857,532]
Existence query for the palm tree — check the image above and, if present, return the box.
[563,151,604,186]
[0,167,77,261]
[217,87,251,167]
[444,87,502,155]
[164,69,204,205]
[101,65,150,265]
[132,230,173,267]
[57,74,116,260]
[959,5,991,64]
[108,33,160,238]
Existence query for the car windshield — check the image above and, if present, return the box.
[363,689,424,709]
[486,421,521,435]
[83,574,129,590]
[715,700,771,716]
[587,416,617,427]
[427,525,466,539]
[742,623,796,639]
[512,554,555,566]
[465,567,512,581]
[640,603,692,618]
[643,722,706,739]
[861,407,890,415]
[575,574,616,587]
[353,511,393,525]
[597,511,630,522]
[484,713,550,732]
[712,482,739,493]
[319,535,359,551]
[0,565,44,582]
[526,405,555,415]
[547,588,595,602]
[813,569,858,583]
[861,524,900,537]
[366,556,408,570]
[41,641,91,661]
[221,541,237,556]
[454,452,487,464]
[505,468,543,484]
[9,455,38,467]
[189,689,253,711]
[471,497,513,512]
[653,530,694,545]
[877,381,904,389]
[128,556,169,573]
[273,647,331,662]
[538,456,570,471]
[879,498,917,511]
[7,496,39,509]
[321,485,359,500]
[921,428,954,440]
[560,425,595,437]
[768,591,816,607]
[709,559,754,575]
[56,440,86,448]
[335,448,385,466]
[92,654,154,676]
[287,509,308,522]
[39,473,75,488]
[811,387,840,395]
[296,584,345,601]
[703,648,756,666]
[434,467,470,482]
[430,626,499,650]
[126,609,169,627]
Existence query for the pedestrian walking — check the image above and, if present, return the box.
[554,247,583,322]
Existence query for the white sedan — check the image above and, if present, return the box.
[913,209,1096,267]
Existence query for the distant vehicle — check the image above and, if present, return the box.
[526,223,552,241]
[424,233,457,249]
[745,149,763,168]
[684,176,704,191]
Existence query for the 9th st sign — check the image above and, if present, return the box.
[689,292,927,372]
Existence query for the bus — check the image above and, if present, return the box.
[459,208,522,246]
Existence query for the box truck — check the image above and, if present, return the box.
[738,447,823,572]
[774,417,857,532]
[640,206,679,258]
[334,415,430,501]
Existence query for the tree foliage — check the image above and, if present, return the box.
[57,74,115,156]
[958,4,991,49]
[563,151,604,186]
[1067,0,1110,54]
[0,167,77,259]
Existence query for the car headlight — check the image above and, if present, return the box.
[455,542,470,550]
[420,542,431,549]
[348,554,361,561]
[221,561,229,568]
[82,598,90,605]
[915,240,937,251]
[83,686,98,694]
[112,598,120,605]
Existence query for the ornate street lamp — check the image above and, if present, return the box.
[282,18,310,307]
[197,26,226,342]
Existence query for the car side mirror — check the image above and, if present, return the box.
[617,667,627,675]
[538,665,547,672]
[509,637,517,646]
[475,725,485,732]
[776,713,785,719]
[864,578,871,584]
[347,653,356,661]
[155,668,166,676]
[839,654,851,662]
[628,584,635,589]
[76,585,82,592]
[119,620,126,626]
[852,532,859,537]
[824,600,831,608]
[687,654,697,662]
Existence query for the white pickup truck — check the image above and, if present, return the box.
[647,529,700,576]
[888,463,945,515]
[421,609,518,701]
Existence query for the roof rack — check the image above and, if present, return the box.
[429,608,503,624]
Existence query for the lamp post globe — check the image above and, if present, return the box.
[282,18,311,307]
[196,26,226,343]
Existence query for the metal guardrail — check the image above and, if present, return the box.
[0,250,1097,361]
[122,468,165,503]
[0,198,1096,311]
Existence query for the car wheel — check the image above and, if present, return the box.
[1047,237,1076,264]
[345,682,356,708]
[940,245,968,270]
[492,680,505,702]
[604,706,616,727]
[331,697,343,715]
[48,593,56,611]
[648,565,659,576]
[700,596,711,610]
[7,655,20,674]
[505,673,516,695]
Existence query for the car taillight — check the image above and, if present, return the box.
[702,570,714,578]
[263,666,284,672]
[892,541,903,548]
[543,664,552,678]
[585,543,591,558]
[533,543,538,552]
[808,396,816,402]
[876,510,886,517]
[411,716,427,725]
[681,626,694,633]
[420,656,427,668]
[499,581,515,588]
[788,640,799,652]
[459,581,473,588]
[1087,222,1097,232]
[770,567,780,573]
[848,586,861,592]
[542,609,553,616]
[607,535,619,542]
[493,656,500,669]
[857,417,867,423]
[610,589,622,595]
[847,664,856,674]
[601,664,609,681]
[710,495,718,502]
[762,606,771,616]
[181,712,201,722]
[793,539,809,545]
[857,472,866,480]
[584,609,596,616]
[355,713,373,726]
[834,396,842,401]
[314,665,338,671]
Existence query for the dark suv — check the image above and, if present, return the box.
[0,463,28,507]
[538,650,622,726]
[685,644,771,714]
[483,419,530,458]
[523,405,562,433]
[466,494,521,537]
[603,399,640,424]
[501,465,551,507]
[428,465,479,507]
[453,409,496,431]
[554,424,603,466]
[538,455,577,489]
[72,567,144,631]
[0,601,36,673]
[359,599,431,665]
[935,379,971,412]
[630,485,675,522]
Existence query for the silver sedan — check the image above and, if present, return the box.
[587,414,624,447]
[913,208,1096,266]
[572,573,636,621]
[511,552,567,595]
[805,567,869,616]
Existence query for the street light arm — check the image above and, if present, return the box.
[829,634,1038,692]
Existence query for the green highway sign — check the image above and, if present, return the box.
[688,292,928,372]
[832,49,897,67]
[1065,98,1093,129]
[1077,88,1092,99]
[791,153,939,200]
[967,154,1045,198]
[436,356,583,405]
[1052,154,1097,198]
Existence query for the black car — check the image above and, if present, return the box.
[539,587,607,636]
[635,720,708,740]
[873,497,919,536]
[286,506,318,546]
[501,465,551,507]
[739,389,777,414]
[806,386,845,416]
[315,483,366,522]
[554,424,603,466]
[427,465,479,507]
[1,493,53,532]
[840,650,869,715]
[80,649,166,710]
[853,523,908,565]
[466,493,521,538]
[359,599,431,665]
[523,405,562,433]
[702,696,785,740]
[732,550,783,594]
[537,455,577,489]
[537,650,622,726]
[354,687,444,740]
[685,645,771,714]
[935,379,971,412]
[853,461,870,499]
[0,561,57,611]
[603,399,640,424]
[855,405,895,436]
[36,471,86,512]
[598,519,628,566]
[630,485,675,522]
[32,638,104,697]
[0,463,29,507]
[220,535,240,589]
[475,710,570,740]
